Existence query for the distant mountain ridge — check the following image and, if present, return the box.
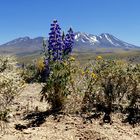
[74,32,139,49]
[0,32,139,55]
[0,37,44,55]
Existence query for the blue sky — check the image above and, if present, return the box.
[0,0,140,46]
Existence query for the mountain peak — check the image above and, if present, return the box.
[74,32,139,48]
[14,36,30,41]
[4,36,31,46]
[100,33,112,38]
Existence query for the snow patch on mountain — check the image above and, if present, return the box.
[104,34,114,45]
[74,32,139,49]
[5,37,30,46]
[90,36,99,43]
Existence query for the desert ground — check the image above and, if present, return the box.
[0,83,140,140]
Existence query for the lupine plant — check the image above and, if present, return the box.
[40,20,75,111]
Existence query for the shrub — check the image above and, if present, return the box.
[0,56,23,121]
[21,63,38,83]
[81,57,140,123]
[124,63,140,125]
[21,58,46,83]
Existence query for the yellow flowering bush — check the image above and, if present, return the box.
[96,55,103,60]
[81,58,140,124]
[36,58,45,72]
[91,72,97,79]
[69,56,75,61]
[21,58,46,83]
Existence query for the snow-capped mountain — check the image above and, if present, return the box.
[74,32,139,49]
[0,32,139,55]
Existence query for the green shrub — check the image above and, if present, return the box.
[21,62,40,83]
[81,57,140,118]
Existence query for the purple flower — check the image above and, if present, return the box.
[48,20,63,61]
[63,27,75,56]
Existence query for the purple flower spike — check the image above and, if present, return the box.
[63,27,75,56]
[48,20,63,61]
